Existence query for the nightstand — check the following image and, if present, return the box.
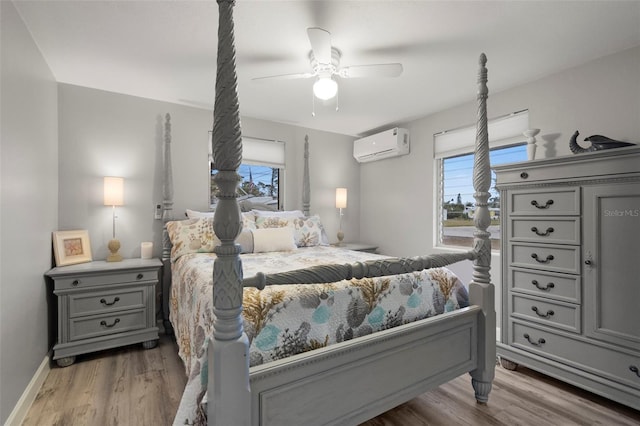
[333,242,379,253]
[46,258,161,367]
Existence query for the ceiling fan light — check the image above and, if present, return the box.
[313,77,338,100]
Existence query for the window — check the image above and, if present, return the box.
[434,110,529,249]
[210,163,280,208]
[209,134,285,209]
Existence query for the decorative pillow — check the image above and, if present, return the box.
[252,228,297,253]
[255,215,327,247]
[166,218,219,261]
[242,211,257,230]
[293,215,327,247]
[254,215,301,230]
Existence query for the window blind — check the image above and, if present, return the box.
[209,134,286,169]
[434,110,529,159]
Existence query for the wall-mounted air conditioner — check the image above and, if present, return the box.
[353,127,410,163]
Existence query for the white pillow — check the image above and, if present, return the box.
[253,209,304,218]
[252,228,297,253]
[186,209,214,219]
[236,229,254,254]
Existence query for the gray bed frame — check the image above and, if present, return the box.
[161,1,495,424]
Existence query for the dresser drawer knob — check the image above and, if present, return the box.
[630,365,640,378]
[531,226,554,237]
[523,333,546,346]
[531,199,554,209]
[71,279,80,286]
[100,297,120,306]
[531,280,555,291]
[136,273,144,280]
[531,306,554,318]
[531,253,554,263]
[100,318,120,328]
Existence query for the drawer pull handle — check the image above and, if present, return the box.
[523,333,546,346]
[531,226,554,237]
[531,199,554,209]
[100,318,120,328]
[100,297,120,306]
[520,172,529,179]
[531,280,555,291]
[630,365,640,378]
[136,273,144,280]
[531,253,554,263]
[72,280,80,286]
[531,306,554,318]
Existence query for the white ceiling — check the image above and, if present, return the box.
[13,0,640,137]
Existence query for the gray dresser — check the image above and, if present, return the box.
[495,146,640,410]
[46,258,161,367]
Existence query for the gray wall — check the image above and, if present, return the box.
[57,85,360,262]
[0,1,59,422]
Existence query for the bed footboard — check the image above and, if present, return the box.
[249,307,481,426]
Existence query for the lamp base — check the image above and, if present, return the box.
[336,230,344,245]
[107,239,123,262]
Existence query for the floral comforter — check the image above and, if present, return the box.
[170,246,469,424]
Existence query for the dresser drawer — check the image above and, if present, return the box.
[55,270,157,291]
[511,294,580,333]
[509,217,580,245]
[69,287,146,318]
[509,268,580,303]
[510,242,580,274]
[70,310,146,341]
[511,322,640,391]
[509,188,580,216]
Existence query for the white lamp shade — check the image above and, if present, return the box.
[335,187,347,209]
[313,77,338,100]
[104,176,124,206]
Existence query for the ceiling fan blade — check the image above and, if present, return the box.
[252,72,315,82]
[339,63,403,78]
[307,27,332,64]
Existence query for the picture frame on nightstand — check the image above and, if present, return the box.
[52,229,92,266]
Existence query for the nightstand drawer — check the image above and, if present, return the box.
[509,268,580,303]
[69,287,146,317]
[511,322,640,391]
[509,188,580,216]
[55,270,157,291]
[510,242,580,274]
[511,294,580,333]
[70,310,146,341]
[509,217,580,245]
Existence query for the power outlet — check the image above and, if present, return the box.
[154,203,162,220]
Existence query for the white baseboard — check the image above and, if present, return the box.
[4,354,50,426]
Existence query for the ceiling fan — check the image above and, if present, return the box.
[252,27,403,103]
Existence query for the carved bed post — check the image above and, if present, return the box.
[208,1,251,425]
[161,113,174,334]
[302,135,310,216]
[468,53,496,403]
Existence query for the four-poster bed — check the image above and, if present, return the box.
[162,1,495,424]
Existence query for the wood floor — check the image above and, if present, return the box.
[23,334,640,426]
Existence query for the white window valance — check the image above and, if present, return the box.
[209,133,286,169]
[434,110,529,159]
[242,137,286,168]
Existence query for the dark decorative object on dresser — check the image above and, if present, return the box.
[569,130,636,154]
